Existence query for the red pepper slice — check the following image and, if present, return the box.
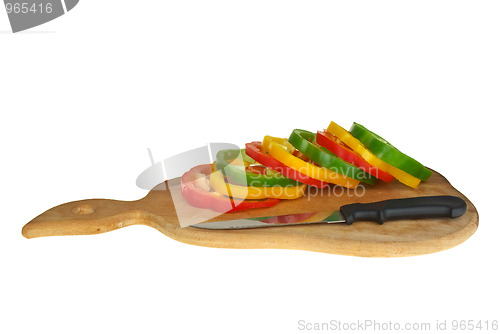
[246,165,267,174]
[316,131,394,182]
[245,141,329,188]
[180,164,280,213]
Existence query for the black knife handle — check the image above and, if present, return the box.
[339,196,467,225]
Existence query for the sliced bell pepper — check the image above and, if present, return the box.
[180,164,280,212]
[316,130,394,182]
[215,149,300,187]
[349,122,432,181]
[288,129,376,185]
[245,141,329,188]
[326,121,422,188]
[209,165,307,200]
[209,169,307,200]
[261,136,360,189]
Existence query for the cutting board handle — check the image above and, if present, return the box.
[22,198,149,239]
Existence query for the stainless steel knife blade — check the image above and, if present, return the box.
[191,211,345,230]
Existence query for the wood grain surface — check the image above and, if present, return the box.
[22,170,478,257]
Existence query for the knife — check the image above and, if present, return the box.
[190,195,467,230]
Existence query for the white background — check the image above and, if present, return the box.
[1,1,499,333]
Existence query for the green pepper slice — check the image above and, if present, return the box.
[215,149,300,187]
[349,123,432,181]
[288,129,376,185]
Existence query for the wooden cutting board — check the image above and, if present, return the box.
[22,169,478,257]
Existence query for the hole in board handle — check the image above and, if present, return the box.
[72,204,95,215]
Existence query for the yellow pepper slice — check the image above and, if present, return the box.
[209,168,307,200]
[326,121,421,188]
[261,136,360,189]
